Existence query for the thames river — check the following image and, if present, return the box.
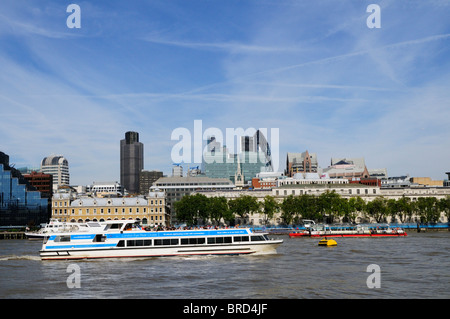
[0,231,448,299]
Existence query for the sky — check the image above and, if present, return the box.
[0,0,449,185]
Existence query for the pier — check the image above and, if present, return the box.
[0,232,26,240]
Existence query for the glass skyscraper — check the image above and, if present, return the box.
[1,152,48,226]
[202,131,272,184]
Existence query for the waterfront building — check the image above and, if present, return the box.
[251,172,284,189]
[151,176,235,223]
[172,164,183,177]
[139,170,164,195]
[285,151,318,177]
[445,172,450,187]
[41,155,70,191]
[86,181,124,197]
[277,172,349,187]
[368,168,388,179]
[381,175,413,188]
[23,171,53,199]
[321,157,370,180]
[197,183,450,226]
[120,131,144,194]
[51,188,168,226]
[410,177,443,187]
[1,152,48,226]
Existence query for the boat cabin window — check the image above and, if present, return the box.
[207,237,232,244]
[126,239,152,247]
[233,236,249,242]
[180,238,205,245]
[251,235,266,242]
[93,234,106,242]
[55,235,71,242]
[154,239,179,246]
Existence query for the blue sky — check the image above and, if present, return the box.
[1,0,449,185]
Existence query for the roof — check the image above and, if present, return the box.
[287,152,318,163]
[71,197,148,207]
[41,155,68,166]
[154,176,234,185]
[278,183,374,189]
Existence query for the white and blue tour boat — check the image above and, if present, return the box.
[39,220,283,260]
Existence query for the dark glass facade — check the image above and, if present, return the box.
[120,131,144,194]
[0,160,49,226]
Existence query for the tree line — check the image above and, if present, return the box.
[174,192,450,226]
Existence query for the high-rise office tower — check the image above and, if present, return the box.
[120,131,144,194]
[41,155,70,191]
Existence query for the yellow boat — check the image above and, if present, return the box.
[318,238,337,246]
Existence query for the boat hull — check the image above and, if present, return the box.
[40,240,283,260]
[289,232,407,238]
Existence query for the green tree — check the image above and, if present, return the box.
[207,196,229,225]
[298,194,320,221]
[438,196,450,223]
[365,196,388,223]
[228,195,260,224]
[261,195,280,225]
[416,197,439,223]
[346,196,366,223]
[174,193,209,226]
[317,191,341,223]
[387,198,399,222]
[280,195,297,225]
[396,196,413,223]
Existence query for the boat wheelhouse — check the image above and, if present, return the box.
[40,220,283,260]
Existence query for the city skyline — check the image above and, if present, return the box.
[1,1,449,185]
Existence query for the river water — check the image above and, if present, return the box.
[0,231,448,299]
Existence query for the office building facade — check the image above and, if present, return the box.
[139,170,164,195]
[41,155,70,191]
[286,151,318,177]
[152,176,235,223]
[1,152,48,226]
[203,134,271,185]
[120,131,144,194]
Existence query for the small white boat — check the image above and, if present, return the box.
[39,220,284,260]
[25,219,104,240]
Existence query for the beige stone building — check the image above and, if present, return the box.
[198,184,450,225]
[51,189,169,226]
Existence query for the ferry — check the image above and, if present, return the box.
[25,219,104,240]
[39,220,284,260]
[289,223,407,238]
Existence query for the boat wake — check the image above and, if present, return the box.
[0,255,41,261]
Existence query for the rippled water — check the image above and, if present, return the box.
[0,231,449,299]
